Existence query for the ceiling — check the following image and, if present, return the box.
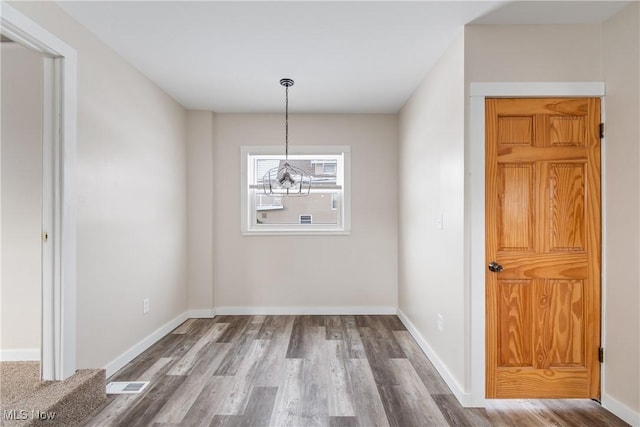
[56,1,629,114]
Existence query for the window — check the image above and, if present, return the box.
[241,145,351,235]
[312,160,337,175]
[299,215,312,224]
[323,162,336,174]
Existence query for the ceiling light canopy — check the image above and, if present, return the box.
[262,79,311,196]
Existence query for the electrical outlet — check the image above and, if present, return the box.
[437,313,444,332]
[143,298,150,314]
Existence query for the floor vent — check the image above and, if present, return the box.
[106,381,150,394]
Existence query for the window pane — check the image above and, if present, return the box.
[255,159,280,185]
[243,147,349,234]
[253,155,341,185]
[254,190,340,225]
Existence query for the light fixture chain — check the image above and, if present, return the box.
[285,84,289,160]
[262,78,309,197]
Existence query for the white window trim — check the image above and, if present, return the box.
[241,145,351,235]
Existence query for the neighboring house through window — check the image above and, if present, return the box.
[241,145,351,234]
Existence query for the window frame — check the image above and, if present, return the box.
[241,145,351,235]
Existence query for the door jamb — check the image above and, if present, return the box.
[1,4,77,381]
[468,82,605,407]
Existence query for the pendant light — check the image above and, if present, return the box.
[262,78,311,196]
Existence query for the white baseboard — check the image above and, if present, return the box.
[602,393,640,426]
[396,308,471,407]
[0,348,40,361]
[214,306,397,315]
[187,308,216,318]
[104,312,189,378]
[396,308,640,421]
[100,306,638,426]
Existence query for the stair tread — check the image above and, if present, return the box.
[0,362,106,427]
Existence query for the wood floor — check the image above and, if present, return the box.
[82,315,628,427]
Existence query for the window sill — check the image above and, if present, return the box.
[241,229,351,236]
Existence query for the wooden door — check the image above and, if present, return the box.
[485,98,601,398]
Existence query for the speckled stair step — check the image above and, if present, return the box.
[1,364,106,427]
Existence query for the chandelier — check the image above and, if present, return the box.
[262,78,311,196]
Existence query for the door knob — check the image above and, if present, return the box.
[488,262,503,273]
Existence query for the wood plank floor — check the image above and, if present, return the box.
[82,315,628,427]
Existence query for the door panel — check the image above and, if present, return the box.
[498,164,535,252]
[549,163,586,251]
[498,116,534,146]
[497,279,533,367]
[537,279,584,367]
[486,98,601,399]
[550,115,587,146]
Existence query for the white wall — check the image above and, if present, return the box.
[8,1,188,370]
[464,24,602,82]
[213,114,398,312]
[0,43,43,356]
[398,34,466,389]
[186,111,215,313]
[602,2,640,419]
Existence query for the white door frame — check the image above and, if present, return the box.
[1,4,77,381]
[468,82,605,407]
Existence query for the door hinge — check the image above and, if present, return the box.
[598,347,604,363]
[599,123,605,139]
[42,231,49,242]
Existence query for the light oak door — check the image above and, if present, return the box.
[485,98,601,399]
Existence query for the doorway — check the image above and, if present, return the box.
[468,82,605,407]
[484,97,601,398]
[1,37,44,364]
[1,4,77,381]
